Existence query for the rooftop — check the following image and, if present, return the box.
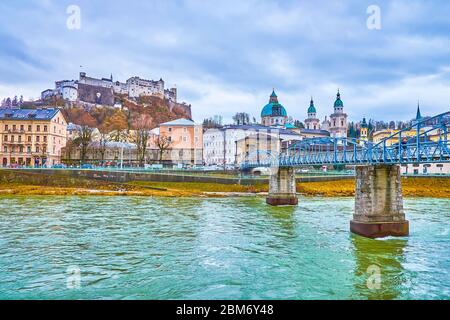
[160,118,197,126]
[0,108,61,121]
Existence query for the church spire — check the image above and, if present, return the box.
[416,100,422,120]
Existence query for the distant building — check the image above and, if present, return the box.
[261,90,288,127]
[328,90,348,139]
[360,117,368,145]
[0,108,68,167]
[304,98,321,130]
[203,124,301,167]
[42,72,178,105]
[159,118,203,165]
[235,132,282,166]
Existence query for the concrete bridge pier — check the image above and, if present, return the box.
[266,167,298,206]
[351,164,409,238]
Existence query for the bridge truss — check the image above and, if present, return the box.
[241,111,450,169]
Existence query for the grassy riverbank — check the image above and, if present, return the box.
[0,176,448,198]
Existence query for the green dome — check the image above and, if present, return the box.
[261,90,287,117]
[334,90,344,107]
[261,102,287,117]
[308,98,316,113]
[361,117,368,128]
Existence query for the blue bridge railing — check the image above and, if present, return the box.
[241,111,450,169]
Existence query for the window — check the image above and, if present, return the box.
[36,125,40,132]
[36,146,40,153]
[44,125,48,132]
[19,146,23,153]
[4,125,8,131]
[13,125,16,131]
[28,136,31,142]
[27,146,31,154]
[18,136,22,142]
[168,128,172,132]
[43,146,47,153]
[4,135,7,142]
[11,136,14,142]
[3,146,7,153]
[36,136,40,142]
[20,125,24,131]
[43,136,47,143]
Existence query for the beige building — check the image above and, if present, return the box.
[0,108,68,167]
[235,132,282,166]
[159,118,203,165]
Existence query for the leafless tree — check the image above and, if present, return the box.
[156,136,172,164]
[133,115,154,167]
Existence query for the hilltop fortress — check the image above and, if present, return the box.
[42,72,182,109]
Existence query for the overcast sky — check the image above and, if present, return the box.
[0,0,449,123]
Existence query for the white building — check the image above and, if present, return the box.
[203,125,301,166]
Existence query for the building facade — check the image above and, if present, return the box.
[159,118,203,165]
[0,108,68,167]
[203,125,301,167]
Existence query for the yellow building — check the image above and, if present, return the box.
[372,128,422,146]
[0,108,68,167]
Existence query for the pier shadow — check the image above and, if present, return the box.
[350,234,408,300]
[263,205,297,239]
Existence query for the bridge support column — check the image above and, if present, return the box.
[351,164,409,238]
[266,167,298,206]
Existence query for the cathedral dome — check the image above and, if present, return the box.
[261,90,287,117]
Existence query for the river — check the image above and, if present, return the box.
[0,195,448,300]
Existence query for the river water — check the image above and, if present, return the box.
[0,195,448,300]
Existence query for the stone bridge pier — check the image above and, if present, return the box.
[266,167,298,206]
[351,164,409,238]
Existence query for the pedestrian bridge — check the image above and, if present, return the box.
[241,111,450,169]
[240,111,450,239]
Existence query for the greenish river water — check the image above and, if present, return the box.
[0,196,448,300]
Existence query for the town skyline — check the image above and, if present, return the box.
[1,0,450,123]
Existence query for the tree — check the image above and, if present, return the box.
[104,110,128,142]
[294,120,305,129]
[232,112,250,125]
[156,136,172,164]
[203,116,223,129]
[97,123,110,165]
[132,115,154,167]
[75,126,94,164]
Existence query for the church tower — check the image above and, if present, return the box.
[329,89,348,139]
[360,117,368,145]
[304,97,320,130]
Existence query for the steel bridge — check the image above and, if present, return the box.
[241,111,450,169]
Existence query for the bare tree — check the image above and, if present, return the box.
[97,124,110,165]
[75,126,94,164]
[156,136,172,164]
[132,115,154,167]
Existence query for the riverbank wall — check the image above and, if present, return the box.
[0,169,354,185]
